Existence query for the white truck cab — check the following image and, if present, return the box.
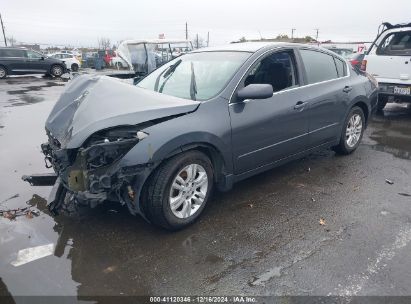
[363,22,411,110]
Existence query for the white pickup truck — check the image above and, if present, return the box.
[362,22,411,111]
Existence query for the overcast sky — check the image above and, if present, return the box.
[2,0,411,47]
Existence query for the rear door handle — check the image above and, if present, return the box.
[294,101,307,110]
[343,86,353,93]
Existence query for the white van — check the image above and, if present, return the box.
[362,22,411,110]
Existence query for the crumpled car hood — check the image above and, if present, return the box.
[45,75,200,149]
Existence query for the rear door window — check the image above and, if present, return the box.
[0,49,25,58]
[377,31,411,56]
[299,49,338,84]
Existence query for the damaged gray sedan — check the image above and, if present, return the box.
[24,42,378,230]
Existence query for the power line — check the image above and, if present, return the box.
[0,13,7,46]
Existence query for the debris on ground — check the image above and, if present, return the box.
[319,218,326,226]
[398,193,411,197]
[385,179,394,185]
[307,167,311,172]
[311,197,316,202]
[0,207,40,220]
[248,203,254,208]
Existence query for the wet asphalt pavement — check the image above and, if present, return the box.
[0,75,410,301]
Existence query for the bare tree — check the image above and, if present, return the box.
[6,36,16,46]
[97,37,111,50]
[193,36,205,49]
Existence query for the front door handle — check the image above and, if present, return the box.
[343,86,353,93]
[294,101,307,110]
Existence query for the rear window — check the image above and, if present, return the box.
[377,31,411,56]
[300,49,338,84]
[0,49,25,58]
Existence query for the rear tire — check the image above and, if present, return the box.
[142,151,213,230]
[71,63,79,72]
[377,95,388,112]
[0,66,7,79]
[333,106,365,155]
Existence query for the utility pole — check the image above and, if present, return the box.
[185,22,188,40]
[291,28,296,40]
[196,33,199,49]
[207,31,209,47]
[0,13,7,47]
[315,28,319,46]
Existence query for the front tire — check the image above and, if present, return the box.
[71,63,79,72]
[142,151,213,230]
[50,64,64,77]
[334,106,365,155]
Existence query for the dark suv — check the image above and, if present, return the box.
[0,47,67,79]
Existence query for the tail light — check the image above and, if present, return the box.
[350,60,359,66]
[360,59,367,71]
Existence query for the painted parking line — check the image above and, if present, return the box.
[11,243,55,267]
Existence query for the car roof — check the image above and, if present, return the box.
[191,42,333,54]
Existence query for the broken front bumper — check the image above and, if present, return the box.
[23,140,155,217]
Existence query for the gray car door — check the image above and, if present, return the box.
[297,49,348,147]
[229,49,309,174]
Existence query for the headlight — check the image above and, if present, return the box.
[81,126,149,170]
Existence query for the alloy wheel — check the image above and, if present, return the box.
[52,66,63,76]
[169,164,208,219]
[345,113,362,148]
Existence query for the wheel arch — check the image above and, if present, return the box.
[179,142,228,187]
[352,99,370,125]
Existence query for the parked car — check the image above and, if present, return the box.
[326,47,355,59]
[110,51,129,69]
[112,39,193,81]
[0,47,67,78]
[49,53,81,72]
[349,53,365,69]
[362,22,411,110]
[27,43,377,230]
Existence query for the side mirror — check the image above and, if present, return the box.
[236,84,273,102]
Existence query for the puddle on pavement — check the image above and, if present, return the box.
[367,104,411,160]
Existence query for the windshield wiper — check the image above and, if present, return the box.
[154,59,182,92]
[190,62,197,101]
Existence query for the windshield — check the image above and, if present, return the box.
[137,51,250,101]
